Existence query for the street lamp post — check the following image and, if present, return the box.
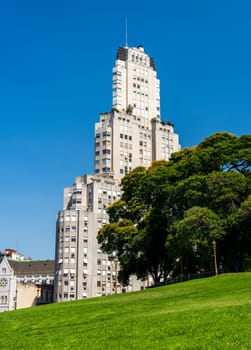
[176,257,183,281]
[111,251,119,294]
[114,257,118,294]
[212,240,218,276]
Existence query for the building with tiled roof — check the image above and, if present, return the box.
[0,249,55,311]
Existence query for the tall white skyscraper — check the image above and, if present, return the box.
[112,46,160,119]
[54,45,180,302]
[94,46,180,180]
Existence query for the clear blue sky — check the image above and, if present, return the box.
[0,0,250,259]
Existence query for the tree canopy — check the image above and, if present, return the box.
[97,132,251,286]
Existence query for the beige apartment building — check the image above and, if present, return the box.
[54,45,180,302]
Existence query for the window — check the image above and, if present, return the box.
[102,158,110,164]
[0,295,8,304]
[103,131,111,137]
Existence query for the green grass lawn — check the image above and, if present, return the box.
[1,273,251,349]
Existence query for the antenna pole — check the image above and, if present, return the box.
[125,17,128,48]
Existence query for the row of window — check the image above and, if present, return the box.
[95,158,111,165]
[117,117,131,123]
[132,91,149,98]
[60,293,75,299]
[96,131,111,139]
[59,215,77,222]
[95,168,111,173]
[97,259,111,266]
[161,143,174,149]
[120,133,132,141]
[95,141,111,147]
[97,277,116,287]
[131,55,148,65]
[71,199,82,205]
[72,190,82,195]
[133,102,149,110]
[132,67,150,74]
[98,189,120,196]
[120,167,132,175]
[139,132,151,140]
[119,142,132,149]
[64,226,76,232]
[133,76,148,83]
[60,236,76,243]
[95,149,111,156]
[113,79,121,86]
[0,295,8,304]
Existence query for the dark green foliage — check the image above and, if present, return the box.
[98,132,251,284]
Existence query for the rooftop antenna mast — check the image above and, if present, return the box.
[125,17,128,48]
[125,17,129,108]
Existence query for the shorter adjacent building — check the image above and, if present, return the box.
[0,248,28,261]
[0,256,16,312]
[0,250,55,312]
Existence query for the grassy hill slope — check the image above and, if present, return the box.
[1,273,251,349]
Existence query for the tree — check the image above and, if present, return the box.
[168,206,224,273]
[98,132,251,284]
[98,165,174,285]
[126,104,133,115]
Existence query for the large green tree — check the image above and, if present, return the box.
[98,132,251,285]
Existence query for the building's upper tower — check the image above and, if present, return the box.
[94,44,180,180]
[112,46,160,120]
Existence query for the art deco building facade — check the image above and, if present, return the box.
[112,46,160,119]
[54,45,180,302]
